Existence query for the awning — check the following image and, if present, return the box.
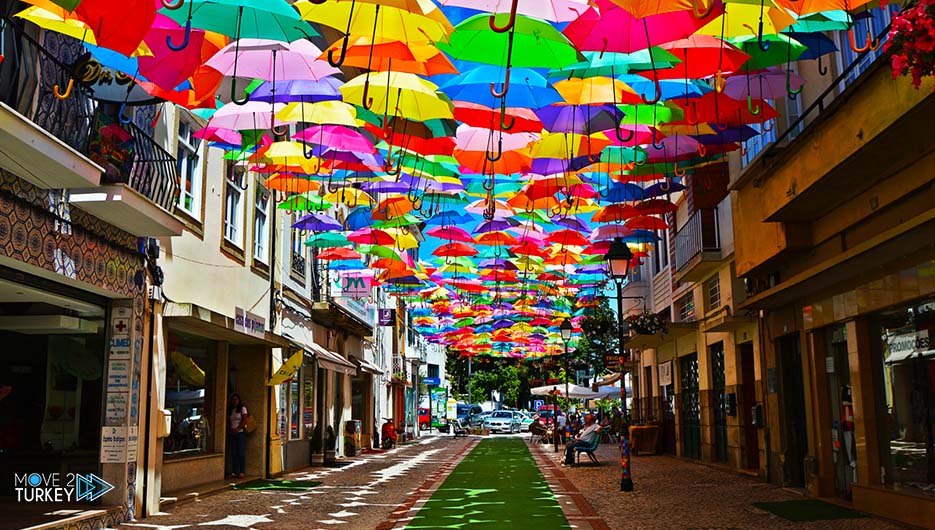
[164,302,289,347]
[530,383,600,399]
[350,355,383,375]
[306,341,357,376]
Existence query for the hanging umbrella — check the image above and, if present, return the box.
[340,72,454,122]
[337,36,459,76]
[723,67,805,101]
[205,38,339,81]
[438,0,591,23]
[304,233,350,248]
[160,0,313,44]
[293,212,343,231]
[318,248,363,261]
[249,78,343,104]
[276,100,360,127]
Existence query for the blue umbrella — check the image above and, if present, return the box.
[293,212,341,231]
[249,78,343,104]
[439,66,561,109]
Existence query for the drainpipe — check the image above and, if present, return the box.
[757,309,772,483]
[266,200,278,479]
[141,294,156,517]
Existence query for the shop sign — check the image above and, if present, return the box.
[235,307,266,339]
[126,427,138,462]
[106,360,130,391]
[446,398,458,420]
[332,272,369,298]
[100,426,127,463]
[424,377,441,386]
[658,361,673,386]
[104,392,128,425]
[603,354,621,368]
[378,308,396,327]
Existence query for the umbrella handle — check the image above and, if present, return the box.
[686,102,699,125]
[756,20,770,52]
[303,140,316,160]
[747,95,760,116]
[326,177,340,193]
[659,178,671,192]
[118,102,132,125]
[328,36,349,67]
[489,0,519,33]
[166,12,192,51]
[490,69,511,98]
[714,70,726,93]
[362,76,375,110]
[817,55,828,76]
[485,136,503,162]
[613,112,634,142]
[698,143,706,158]
[499,103,515,131]
[650,129,664,150]
[740,143,748,157]
[272,124,289,136]
[53,78,73,100]
[640,76,661,105]
[673,162,686,177]
[482,177,495,191]
[786,69,802,100]
[848,27,876,53]
[384,151,402,176]
[162,0,184,10]
[633,149,647,166]
[691,0,715,19]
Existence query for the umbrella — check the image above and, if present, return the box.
[340,72,454,122]
[205,38,339,82]
[160,0,313,48]
[438,0,591,24]
[292,212,342,231]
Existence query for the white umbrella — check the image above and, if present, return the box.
[530,383,600,399]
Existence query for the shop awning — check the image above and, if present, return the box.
[306,341,357,376]
[350,355,384,375]
[164,302,289,347]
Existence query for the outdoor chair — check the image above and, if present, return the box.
[574,437,600,465]
[452,419,468,438]
[529,423,547,444]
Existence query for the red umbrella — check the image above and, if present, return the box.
[433,242,478,258]
[547,229,590,247]
[425,226,476,243]
[454,102,543,133]
[317,248,361,261]
[625,215,668,230]
[655,35,750,80]
[75,0,156,56]
[347,228,395,246]
[593,203,640,223]
[675,91,778,127]
[635,199,677,215]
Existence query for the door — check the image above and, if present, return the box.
[825,325,856,499]
[711,342,728,463]
[680,353,701,460]
[778,334,808,487]
[740,343,760,470]
[643,365,654,419]
[662,383,677,454]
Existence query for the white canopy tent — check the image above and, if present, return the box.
[530,383,601,399]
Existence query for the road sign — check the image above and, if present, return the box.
[533,399,545,410]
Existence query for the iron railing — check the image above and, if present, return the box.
[0,16,94,153]
[674,208,721,271]
[98,118,180,212]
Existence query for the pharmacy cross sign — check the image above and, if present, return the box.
[114,320,127,334]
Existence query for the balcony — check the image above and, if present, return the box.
[69,114,183,236]
[308,264,374,337]
[674,195,732,283]
[0,17,101,189]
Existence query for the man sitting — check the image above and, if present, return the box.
[563,413,601,466]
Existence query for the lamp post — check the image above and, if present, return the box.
[605,237,635,492]
[560,317,573,407]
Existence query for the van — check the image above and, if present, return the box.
[456,403,482,421]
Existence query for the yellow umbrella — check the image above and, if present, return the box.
[554,77,641,105]
[530,132,612,159]
[340,72,454,121]
[252,142,324,174]
[323,187,374,207]
[382,227,421,249]
[276,101,360,127]
[295,0,453,45]
[698,2,795,38]
[16,6,153,56]
[268,350,304,386]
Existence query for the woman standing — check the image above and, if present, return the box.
[228,394,248,478]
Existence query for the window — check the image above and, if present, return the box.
[290,377,300,440]
[653,229,668,275]
[291,228,306,277]
[427,363,439,380]
[705,275,721,313]
[742,117,778,167]
[176,119,203,218]
[837,6,899,87]
[164,335,215,458]
[223,172,245,248]
[676,292,695,322]
[253,182,269,263]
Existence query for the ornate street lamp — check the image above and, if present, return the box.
[605,238,635,492]
[560,317,573,440]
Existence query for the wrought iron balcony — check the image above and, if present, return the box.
[673,195,733,282]
[0,17,95,154]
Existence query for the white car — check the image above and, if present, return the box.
[484,410,523,434]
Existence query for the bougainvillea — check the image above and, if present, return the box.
[625,313,667,335]
[885,0,935,89]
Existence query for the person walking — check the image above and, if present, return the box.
[228,393,248,478]
[563,414,601,466]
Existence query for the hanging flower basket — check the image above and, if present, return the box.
[626,313,667,335]
[391,371,407,383]
[885,0,935,89]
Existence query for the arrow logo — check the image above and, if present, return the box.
[75,474,114,502]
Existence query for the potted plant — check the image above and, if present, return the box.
[626,313,667,335]
[885,0,935,89]
[391,371,407,383]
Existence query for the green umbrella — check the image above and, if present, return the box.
[730,34,806,71]
[304,233,349,248]
[374,214,421,228]
[160,0,314,42]
[616,103,683,126]
[549,49,680,79]
[438,14,583,69]
[277,195,332,211]
[786,10,851,33]
[358,244,401,260]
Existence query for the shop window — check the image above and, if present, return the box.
[427,363,439,380]
[303,371,314,439]
[253,182,269,263]
[164,336,215,458]
[290,377,301,440]
[876,300,935,497]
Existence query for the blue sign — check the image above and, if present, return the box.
[533,399,545,410]
[424,377,441,386]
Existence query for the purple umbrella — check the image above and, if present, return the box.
[292,212,342,232]
[250,78,343,104]
[553,216,590,232]
[534,104,623,134]
[473,219,518,234]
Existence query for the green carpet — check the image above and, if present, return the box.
[232,479,321,491]
[752,500,868,522]
[406,438,569,530]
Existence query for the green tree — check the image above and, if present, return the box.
[573,297,620,374]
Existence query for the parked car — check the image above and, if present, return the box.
[536,405,558,425]
[468,410,492,428]
[516,412,535,431]
[419,407,430,429]
[456,403,482,422]
[484,410,523,434]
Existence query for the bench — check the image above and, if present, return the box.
[574,437,600,465]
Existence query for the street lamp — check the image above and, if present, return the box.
[605,238,635,492]
[560,317,573,443]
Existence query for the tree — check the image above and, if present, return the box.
[572,297,619,375]
[468,363,521,406]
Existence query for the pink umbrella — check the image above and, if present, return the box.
[205,39,340,81]
[642,135,702,162]
[138,14,206,92]
[590,224,633,241]
[294,125,376,154]
[723,67,806,101]
[425,226,476,243]
[438,0,591,23]
[194,126,241,145]
[455,125,538,152]
[208,101,284,131]
[563,0,724,54]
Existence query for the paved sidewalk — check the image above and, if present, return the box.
[531,442,908,530]
[117,436,473,530]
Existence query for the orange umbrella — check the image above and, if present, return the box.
[372,196,416,220]
[625,215,668,230]
[264,174,320,194]
[593,203,640,223]
[337,36,458,76]
[476,231,518,246]
[507,192,559,212]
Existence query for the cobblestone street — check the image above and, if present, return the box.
[117,436,473,530]
[531,442,913,530]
